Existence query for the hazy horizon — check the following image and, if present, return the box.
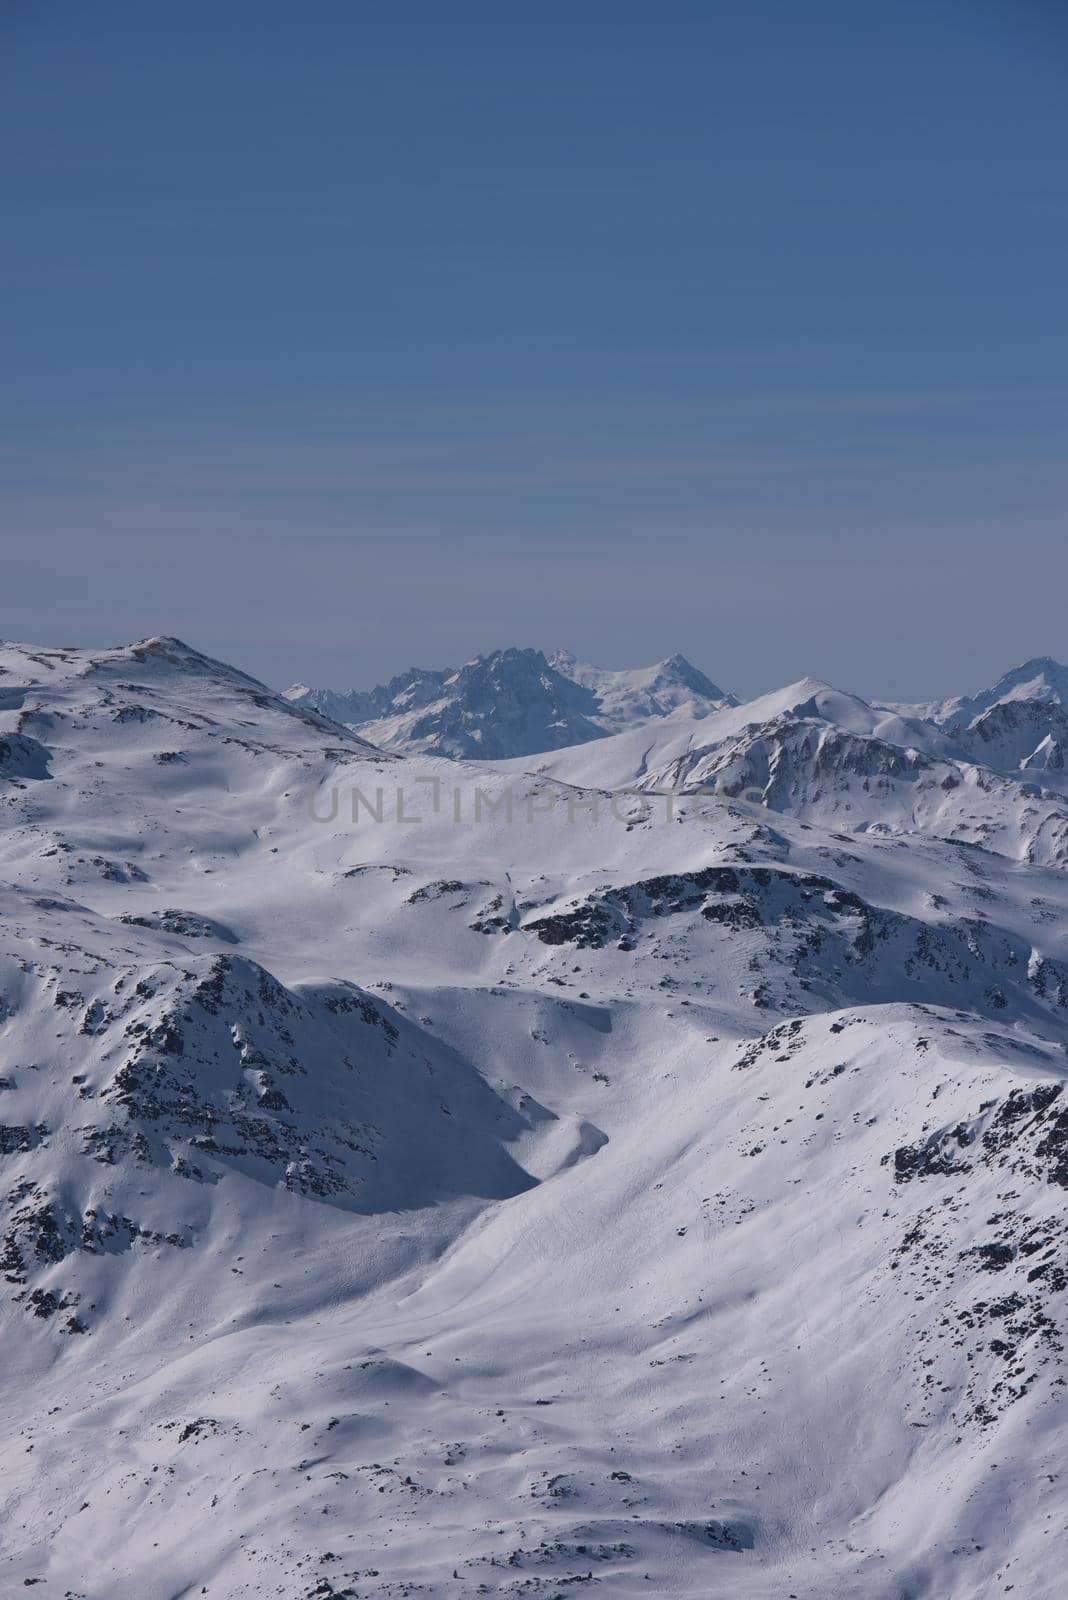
[4,0,1066,699]
[3,624,1067,712]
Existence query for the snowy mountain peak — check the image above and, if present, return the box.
[931,655,1068,728]
[655,649,724,688]
[977,654,1068,709]
[288,646,736,757]
[398,647,604,760]
[641,650,733,702]
[0,634,381,769]
[549,647,733,712]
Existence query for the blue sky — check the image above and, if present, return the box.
[3,0,1066,698]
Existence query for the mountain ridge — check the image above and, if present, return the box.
[3,633,1068,1597]
[284,645,737,758]
[288,647,1068,765]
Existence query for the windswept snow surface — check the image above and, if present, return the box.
[2,636,1068,1598]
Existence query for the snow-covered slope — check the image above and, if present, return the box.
[954,696,1068,775]
[515,671,1068,867]
[283,665,452,733]
[886,655,1068,726]
[286,647,734,757]
[548,648,736,728]
[3,635,1068,1598]
[934,656,1068,728]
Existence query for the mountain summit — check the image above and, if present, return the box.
[548,649,736,730]
[937,655,1068,728]
[286,646,736,758]
[884,656,1068,729]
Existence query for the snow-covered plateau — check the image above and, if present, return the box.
[2,635,1068,1598]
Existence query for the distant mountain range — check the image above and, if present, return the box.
[287,648,1068,779]
[284,647,736,759]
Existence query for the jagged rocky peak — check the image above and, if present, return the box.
[448,645,595,707]
[385,646,606,760]
[283,664,451,729]
[954,696,1068,774]
[286,644,736,757]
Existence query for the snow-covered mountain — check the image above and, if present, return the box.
[925,655,1068,728]
[289,647,1068,807]
[519,668,1068,867]
[285,646,735,757]
[548,648,736,728]
[873,656,1068,791]
[284,664,454,732]
[3,634,1068,1598]
[954,695,1068,775]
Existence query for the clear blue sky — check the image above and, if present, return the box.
[3,0,1066,699]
